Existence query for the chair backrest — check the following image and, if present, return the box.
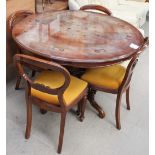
[119,37,149,93]
[8,10,34,31]
[80,4,112,15]
[14,54,71,107]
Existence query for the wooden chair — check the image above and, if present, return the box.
[81,37,149,130]
[14,54,88,154]
[80,4,112,15]
[8,10,36,90]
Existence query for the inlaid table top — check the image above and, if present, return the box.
[12,10,144,68]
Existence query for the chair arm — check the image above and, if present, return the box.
[80,4,112,16]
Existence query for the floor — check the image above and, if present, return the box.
[6,20,149,155]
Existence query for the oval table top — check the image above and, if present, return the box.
[12,10,144,68]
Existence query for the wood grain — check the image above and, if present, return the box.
[12,10,144,68]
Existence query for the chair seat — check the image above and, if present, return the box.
[31,71,87,106]
[81,65,126,90]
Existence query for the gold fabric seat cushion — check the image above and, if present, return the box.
[81,65,126,90]
[31,71,87,106]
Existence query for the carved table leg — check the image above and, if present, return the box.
[88,88,105,119]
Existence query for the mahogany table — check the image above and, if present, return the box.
[12,10,144,118]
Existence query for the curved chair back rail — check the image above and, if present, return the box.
[14,54,71,108]
[80,4,112,16]
[8,10,34,31]
[119,37,149,93]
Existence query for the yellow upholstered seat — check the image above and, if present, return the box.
[31,71,87,106]
[81,65,126,90]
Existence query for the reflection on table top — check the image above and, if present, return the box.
[12,10,144,67]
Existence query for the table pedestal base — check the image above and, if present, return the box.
[88,88,105,118]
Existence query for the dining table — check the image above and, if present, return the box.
[12,10,144,118]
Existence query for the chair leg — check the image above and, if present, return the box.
[126,87,130,110]
[79,95,87,122]
[15,75,21,90]
[31,70,36,77]
[76,102,81,116]
[115,93,122,130]
[57,112,67,154]
[25,100,32,139]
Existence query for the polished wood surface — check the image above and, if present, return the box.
[12,10,144,68]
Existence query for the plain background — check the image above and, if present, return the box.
[0,0,155,155]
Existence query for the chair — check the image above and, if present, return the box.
[80,4,112,15]
[69,0,149,29]
[14,54,88,153]
[8,10,36,90]
[81,37,149,130]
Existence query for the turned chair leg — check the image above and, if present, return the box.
[76,102,81,116]
[79,95,87,122]
[25,100,32,139]
[57,112,67,154]
[15,48,22,90]
[126,87,130,110]
[15,75,21,90]
[115,93,122,130]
